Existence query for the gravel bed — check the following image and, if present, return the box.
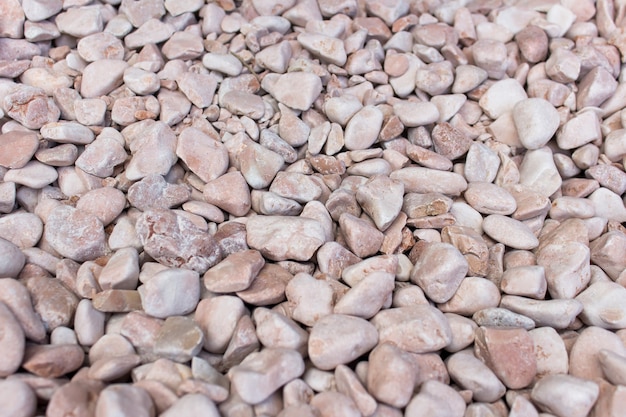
[0,0,626,416]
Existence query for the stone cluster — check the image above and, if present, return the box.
[0,0,626,416]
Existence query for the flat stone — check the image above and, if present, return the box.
[501,295,583,329]
[230,348,305,405]
[334,271,395,319]
[246,215,326,261]
[3,161,58,189]
[482,214,539,250]
[128,174,190,212]
[44,205,106,262]
[138,268,200,319]
[390,167,467,196]
[557,110,601,150]
[89,354,142,381]
[438,277,501,316]
[372,305,451,353]
[269,172,322,204]
[474,327,536,389]
[473,307,536,330]
[136,209,222,273]
[22,343,84,378]
[393,100,440,127]
[308,314,378,371]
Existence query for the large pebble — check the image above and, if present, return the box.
[308,314,378,371]
[405,380,466,417]
[136,209,222,274]
[0,301,24,377]
[264,72,322,111]
[0,278,45,341]
[0,379,37,417]
[367,342,418,408]
[410,242,468,303]
[474,327,536,389]
[482,214,539,250]
[44,205,106,262]
[390,167,467,196]
[343,105,384,151]
[372,305,452,353]
[577,281,626,329]
[138,268,199,319]
[230,348,304,405]
[160,394,220,417]
[355,174,404,231]
[246,215,326,261]
[512,98,560,150]
[0,238,25,278]
[446,349,505,402]
[95,384,155,417]
[204,249,264,293]
[531,374,599,417]
[196,296,246,354]
[22,344,84,378]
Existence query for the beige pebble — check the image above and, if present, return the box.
[285,272,334,326]
[339,213,384,258]
[367,342,418,408]
[501,295,583,329]
[479,78,528,120]
[253,307,308,355]
[500,265,547,299]
[89,354,142,381]
[531,374,599,417]
[372,305,451,354]
[444,313,477,353]
[334,271,395,319]
[26,275,79,331]
[410,242,468,303]
[195,296,246,354]
[22,343,84,378]
[405,380,466,417]
[0,301,24,377]
[138,268,200,319]
[482,214,539,250]
[570,326,626,381]
[95,384,155,417]
[154,316,204,363]
[0,130,39,169]
[308,313,378,371]
[160,394,220,417]
[391,167,467,196]
[46,380,104,417]
[529,326,569,378]
[393,100,440,127]
[438,277,500,316]
[231,348,305,405]
[446,349,505,403]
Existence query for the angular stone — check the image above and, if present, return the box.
[308,314,378,371]
[474,327,536,389]
[501,295,583,329]
[128,174,191,212]
[529,326,569,378]
[537,242,590,299]
[98,247,140,291]
[25,276,79,330]
[339,213,384,258]
[438,277,500,316]
[343,105,384,151]
[405,380,466,417]
[264,72,322,111]
[195,296,246,354]
[334,271,395,319]
[159,394,220,417]
[355,174,404,231]
[204,250,264,293]
[203,171,251,217]
[123,120,177,181]
[513,98,560,150]
[253,307,308,355]
[136,209,222,274]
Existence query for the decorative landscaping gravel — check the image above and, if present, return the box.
[1,0,626,416]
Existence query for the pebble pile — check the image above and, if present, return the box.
[1,0,626,416]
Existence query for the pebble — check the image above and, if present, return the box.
[0,130,39,169]
[308,314,378,371]
[343,105,384,151]
[530,326,569,378]
[0,379,37,417]
[95,384,155,417]
[47,379,104,417]
[393,100,440,127]
[128,174,190,212]
[160,394,220,417]
[264,72,322,111]
[80,59,128,98]
[500,295,583,329]
[404,380,466,417]
[479,78,528,120]
[500,265,547,299]
[474,327,536,389]
[537,242,590,299]
[410,242,468,303]
[136,209,222,273]
[0,301,24,377]
[285,272,334,327]
[204,249,264,293]
[253,307,308,355]
[512,98,560,150]
[154,316,204,363]
[390,167,467,196]
[0,278,46,341]
[531,374,599,417]
[246,215,326,261]
[372,305,451,354]
[482,214,539,250]
[124,120,178,181]
[366,342,418,408]
[446,349,506,403]
[44,205,106,262]
[438,277,501,316]
[0,212,43,248]
[22,343,84,378]
[557,110,601,150]
[334,271,395,319]
[339,213,384,258]
[230,348,305,405]
[4,161,58,189]
[138,268,199,319]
